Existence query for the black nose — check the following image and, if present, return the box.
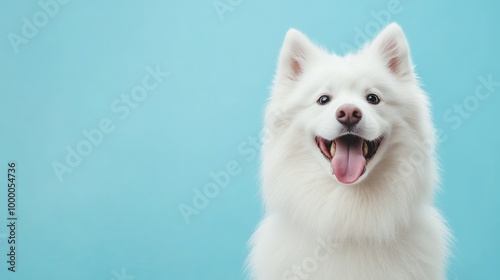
[336,104,362,126]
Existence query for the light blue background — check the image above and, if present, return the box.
[0,0,499,279]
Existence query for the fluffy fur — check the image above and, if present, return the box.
[248,23,450,280]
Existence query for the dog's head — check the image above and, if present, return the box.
[264,23,433,187]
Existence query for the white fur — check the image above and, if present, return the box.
[248,23,451,280]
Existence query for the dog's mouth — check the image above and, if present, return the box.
[315,134,383,184]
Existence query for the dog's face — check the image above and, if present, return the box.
[266,24,429,186]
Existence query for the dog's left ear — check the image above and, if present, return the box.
[369,23,413,79]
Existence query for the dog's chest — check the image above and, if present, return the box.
[278,241,420,280]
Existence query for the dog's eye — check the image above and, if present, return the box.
[366,93,380,105]
[317,95,331,105]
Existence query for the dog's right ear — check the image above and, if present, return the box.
[274,29,323,85]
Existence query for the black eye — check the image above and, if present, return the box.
[366,93,380,105]
[317,95,331,105]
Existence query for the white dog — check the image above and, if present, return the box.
[248,23,451,280]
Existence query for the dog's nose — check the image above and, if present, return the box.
[336,104,362,126]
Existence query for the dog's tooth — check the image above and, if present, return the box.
[330,141,336,157]
[363,141,368,157]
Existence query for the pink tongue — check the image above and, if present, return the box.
[332,137,366,184]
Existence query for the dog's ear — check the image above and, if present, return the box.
[369,23,413,79]
[274,29,323,85]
